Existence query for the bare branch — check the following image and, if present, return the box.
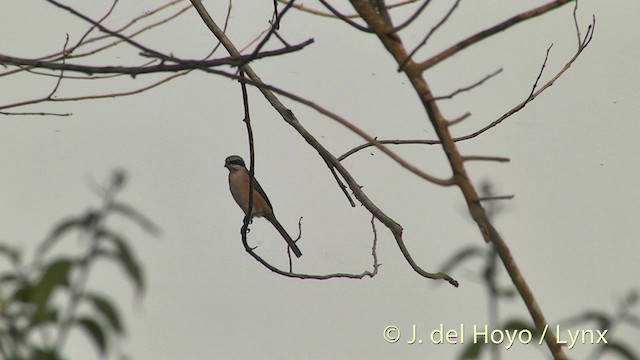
[47,35,70,99]
[369,216,381,275]
[317,0,373,32]
[51,71,191,102]
[339,139,439,161]
[434,68,503,101]
[280,0,417,19]
[0,40,314,76]
[0,0,188,96]
[323,157,357,207]
[180,64,456,186]
[71,4,193,61]
[454,14,594,142]
[0,36,71,112]
[463,155,510,163]
[390,0,433,33]
[45,0,172,60]
[417,0,575,71]
[0,111,71,116]
[375,0,394,26]
[399,0,460,71]
[64,0,119,58]
[238,70,258,259]
[350,0,592,356]
[446,112,471,127]
[282,91,454,185]
[0,71,190,112]
[191,0,458,286]
[529,44,554,97]
[237,0,298,68]
[477,195,514,202]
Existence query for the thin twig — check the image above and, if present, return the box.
[64,0,119,58]
[51,71,190,102]
[417,0,575,71]
[0,39,314,76]
[73,5,192,60]
[369,215,381,275]
[446,112,470,127]
[237,0,297,68]
[0,111,71,116]
[46,35,70,100]
[399,0,460,71]
[338,139,439,161]
[391,0,432,33]
[317,0,373,32]
[45,0,172,60]
[454,14,594,143]
[280,0,416,19]
[323,157,356,207]
[238,70,260,268]
[477,195,514,202]
[463,155,510,163]
[529,44,554,97]
[434,68,503,100]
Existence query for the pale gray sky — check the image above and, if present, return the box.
[1,1,639,359]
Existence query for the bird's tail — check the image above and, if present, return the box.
[266,214,302,258]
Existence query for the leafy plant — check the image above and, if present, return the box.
[0,170,158,360]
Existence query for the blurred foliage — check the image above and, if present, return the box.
[443,180,640,360]
[0,170,158,360]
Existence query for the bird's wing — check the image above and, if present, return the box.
[251,176,274,211]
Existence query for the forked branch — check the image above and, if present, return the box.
[347,0,592,358]
[190,0,459,286]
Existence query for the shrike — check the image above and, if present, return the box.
[224,155,302,258]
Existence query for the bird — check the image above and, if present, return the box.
[224,155,302,258]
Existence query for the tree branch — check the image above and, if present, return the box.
[190,0,458,286]
[349,0,580,357]
[0,40,314,76]
[417,0,575,71]
[434,68,503,101]
[454,14,594,142]
[399,0,460,71]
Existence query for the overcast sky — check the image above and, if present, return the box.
[1,0,639,359]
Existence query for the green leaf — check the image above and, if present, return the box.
[32,347,64,360]
[32,259,73,320]
[95,229,145,295]
[458,341,482,359]
[109,201,160,235]
[38,211,100,256]
[85,293,124,334]
[31,307,59,326]
[74,316,108,356]
[13,282,34,302]
[115,239,144,296]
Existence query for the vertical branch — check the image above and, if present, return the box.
[349,0,570,358]
[238,70,255,243]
